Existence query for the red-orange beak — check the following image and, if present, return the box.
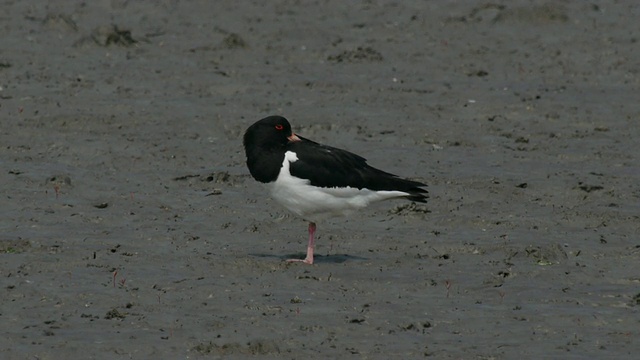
[287,133,301,142]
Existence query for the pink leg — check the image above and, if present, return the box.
[287,222,316,264]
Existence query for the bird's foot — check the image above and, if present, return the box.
[286,257,313,265]
[287,230,315,264]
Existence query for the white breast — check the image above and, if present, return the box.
[268,151,408,221]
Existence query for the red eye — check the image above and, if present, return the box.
[275,124,284,130]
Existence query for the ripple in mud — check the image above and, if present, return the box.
[74,25,139,47]
[449,3,569,24]
[328,46,383,63]
[97,25,138,46]
[173,171,247,191]
[192,339,280,355]
[220,33,248,49]
[104,308,127,320]
[576,183,604,193]
[46,174,72,187]
[397,321,432,334]
[389,202,430,215]
[0,239,31,254]
[524,244,568,265]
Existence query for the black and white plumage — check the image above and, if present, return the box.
[243,115,428,264]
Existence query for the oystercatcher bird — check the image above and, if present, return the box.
[243,115,428,264]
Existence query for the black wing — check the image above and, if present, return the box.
[287,136,428,202]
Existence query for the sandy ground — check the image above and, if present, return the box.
[1,1,639,359]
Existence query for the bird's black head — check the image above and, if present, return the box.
[243,116,301,183]
[243,115,296,152]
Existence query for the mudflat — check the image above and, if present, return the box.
[1,1,638,359]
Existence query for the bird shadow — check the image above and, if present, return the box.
[249,253,367,264]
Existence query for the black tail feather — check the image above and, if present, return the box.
[404,188,429,203]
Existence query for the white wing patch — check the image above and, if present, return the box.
[269,151,408,221]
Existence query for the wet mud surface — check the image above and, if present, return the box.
[1,1,639,359]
